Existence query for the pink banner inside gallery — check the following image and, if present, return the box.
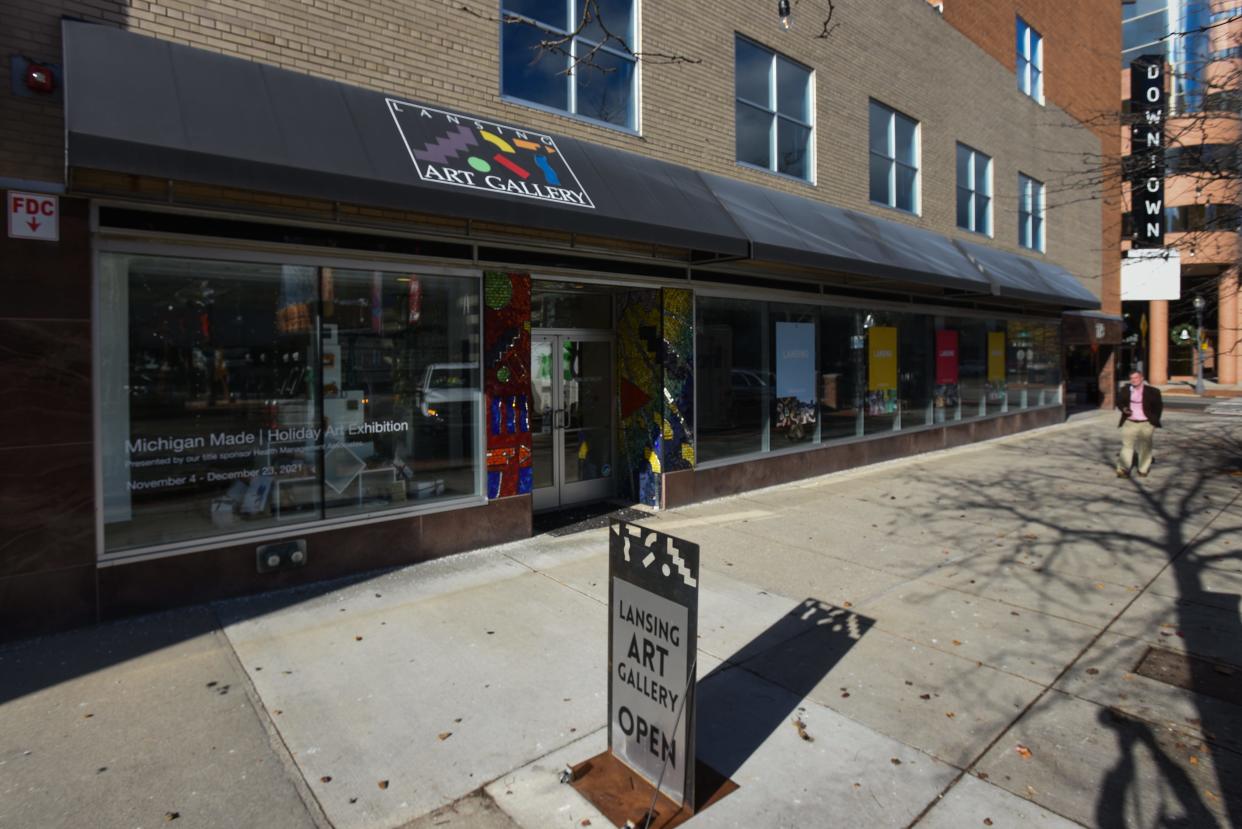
[935,330,959,384]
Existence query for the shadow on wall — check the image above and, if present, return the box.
[696,599,874,782]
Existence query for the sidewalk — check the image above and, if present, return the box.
[2,411,1240,829]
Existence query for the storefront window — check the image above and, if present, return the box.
[321,269,480,519]
[1030,322,1063,405]
[985,320,1008,414]
[955,318,988,418]
[863,313,899,434]
[99,253,481,553]
[819,308,864,441]
[696,296,766,463]
[932,319,962,423]
[1006,321,1036,410]
[897,313,934,430]
[770,305,818,447]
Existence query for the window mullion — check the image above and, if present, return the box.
[768,53,778,172]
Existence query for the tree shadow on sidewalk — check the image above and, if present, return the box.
[695,598,874,781]
[899,414,1242,826]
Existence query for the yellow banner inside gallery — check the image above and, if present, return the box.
[868,326,898,392]
[987,331,1006,383]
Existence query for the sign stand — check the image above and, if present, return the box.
[570,517,737,828]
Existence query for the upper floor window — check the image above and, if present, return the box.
[956,144,992,235]
[868,100,919,214]
[734,35,814,181]
[1018,173,1045,251]
[1016,17,1044,103]
[501,0,637,129]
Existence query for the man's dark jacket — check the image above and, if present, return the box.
[1116,383,1163,428]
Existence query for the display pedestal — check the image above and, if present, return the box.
[569,751,737,829]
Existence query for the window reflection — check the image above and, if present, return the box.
[100,253,481,554]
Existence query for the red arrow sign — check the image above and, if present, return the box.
[27,218,40,232]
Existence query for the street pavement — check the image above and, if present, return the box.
[1,411,1240,828]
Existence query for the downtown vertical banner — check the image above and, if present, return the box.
[1130,56,1165,248]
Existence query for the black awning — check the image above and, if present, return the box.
[701,174,1099,309]
[64,21,1100,311]
[952,240,1099,310]
[62,21,749,257]
[703,173,992,294]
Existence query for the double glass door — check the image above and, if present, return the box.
[531,332,614,511]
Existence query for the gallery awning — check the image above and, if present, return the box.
[701,173,1099,309]
[62,21,749,257]
[64,21,1099,311]
[1062,310,1125,346]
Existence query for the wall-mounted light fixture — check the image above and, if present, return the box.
[778,0,792,30]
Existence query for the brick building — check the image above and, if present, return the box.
[0,0,1120,638]
[1119,0,1241,386]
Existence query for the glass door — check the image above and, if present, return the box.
[531,332,614,511]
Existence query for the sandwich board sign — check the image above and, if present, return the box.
[608,517,699,808]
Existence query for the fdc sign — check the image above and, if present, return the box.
[7,191,59,241]
[609,518,699,808]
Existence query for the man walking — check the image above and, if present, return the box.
[1116,370,1163,478]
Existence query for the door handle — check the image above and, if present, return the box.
[555,408,569,430]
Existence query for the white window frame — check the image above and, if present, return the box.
[499,0,641,133]
[1017,17,1044,104]
[869,100,921,215]
[956,143,993,236]
[734,35,816,183]
[1018,173,1046,252]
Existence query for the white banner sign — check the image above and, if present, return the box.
[1121,249,1180,301]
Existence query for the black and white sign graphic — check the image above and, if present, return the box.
[1130,56,1165,248]
[608,518,699,807]
[387,99,594,208]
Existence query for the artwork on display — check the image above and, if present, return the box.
[866,325,898,417]
[986,330,1007,401]
[617,290,663,506]
[616,288,696,507]
[934,329,960,411]
[661,288,695,473]
[483,271,533,499]
[775,321,816,440]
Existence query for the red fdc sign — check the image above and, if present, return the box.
[7,191,59,241]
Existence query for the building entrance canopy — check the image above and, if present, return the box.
[64,21,1098,311]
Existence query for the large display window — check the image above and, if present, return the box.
[99,252,481,554]
[693,292,1062,467]
[696,296,767,463]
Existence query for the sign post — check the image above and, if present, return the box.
[608,517,699,810]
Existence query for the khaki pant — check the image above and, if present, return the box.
[1117,420,1156,475]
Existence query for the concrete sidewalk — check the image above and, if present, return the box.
[2,411,1240,829]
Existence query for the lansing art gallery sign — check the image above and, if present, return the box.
[609,517,699,808]
[388,99,595,208]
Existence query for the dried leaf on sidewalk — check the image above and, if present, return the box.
[378,779,389,790]
[164,813,180,822]
[355,635,363,641]
[919,694,931,700]
[945,712,956,719]
[1190,755,1199,765]
[890,758,902,765]
[438,732,453,741]
[792,716,813,742]
[1016,744,1032,759]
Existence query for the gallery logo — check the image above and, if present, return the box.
[387,99,594,209]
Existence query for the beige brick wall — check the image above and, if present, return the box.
[0,0,1108,296]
